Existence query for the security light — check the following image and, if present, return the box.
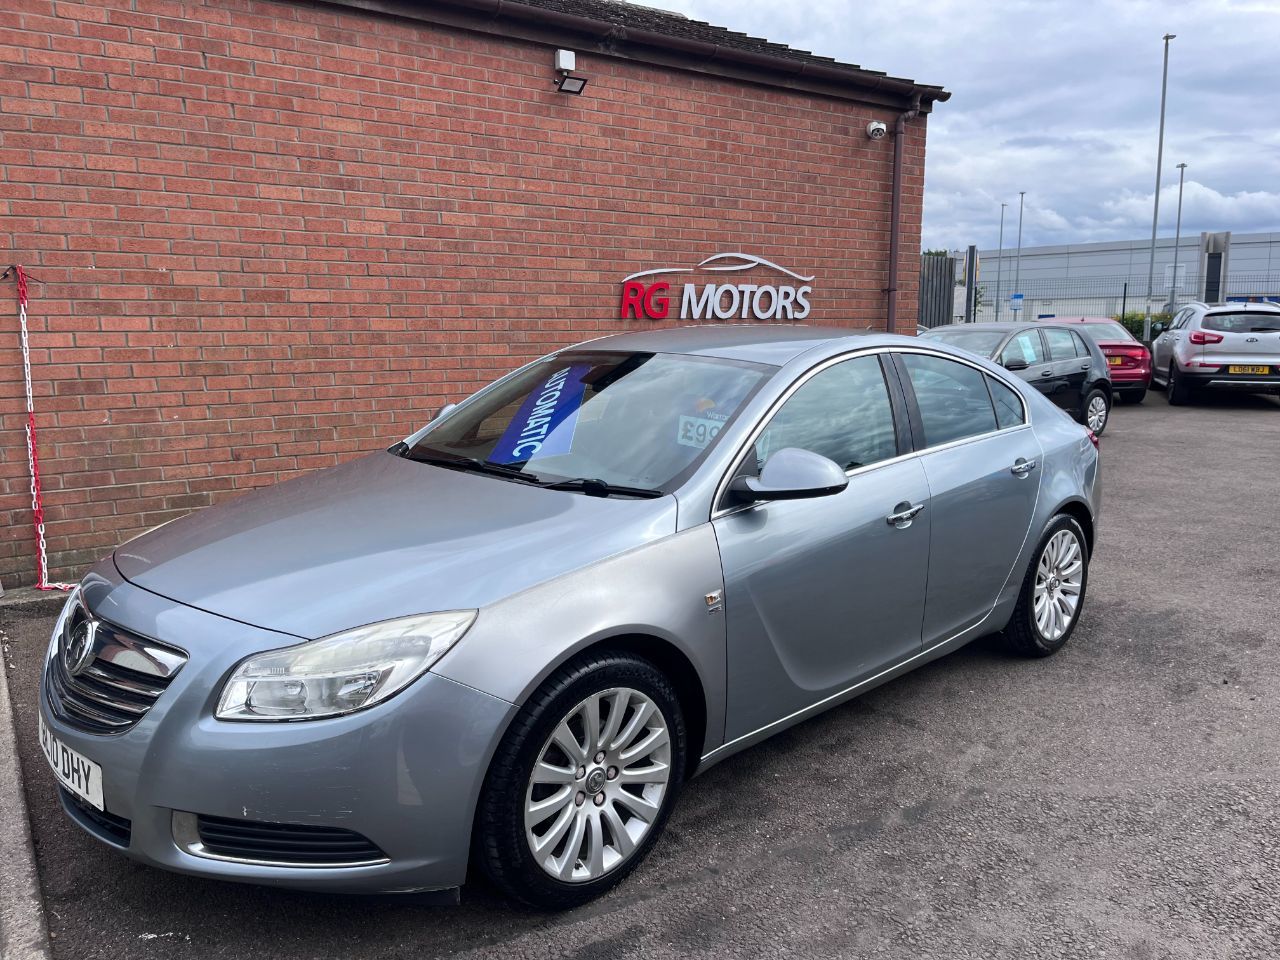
[555,74,588,95]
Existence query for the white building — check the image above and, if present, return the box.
[968,231,1280,322]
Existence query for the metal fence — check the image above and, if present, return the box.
[970,272,1280,323]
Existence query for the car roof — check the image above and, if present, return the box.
[581,325,886,365]
[1039,316,1119,324]
[1202,301,1280,313]
[927,321,1061,333]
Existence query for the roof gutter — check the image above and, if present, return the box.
[328,0,949,109]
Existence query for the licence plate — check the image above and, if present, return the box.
[1228,365,1269,374]
[39,714,104,810]
[1107,356,1123,366]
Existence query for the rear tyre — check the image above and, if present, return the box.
[474,651,686,910]
[1080,389,1110,435]
[1002,514,1089,658]
[1168,362,1194,406]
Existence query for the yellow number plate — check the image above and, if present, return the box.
[1107,356,1122,365]
[1228,365,1270,374]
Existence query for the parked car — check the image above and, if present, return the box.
[919,322,1114,434]
[1151,301,1280,404]
[39,327,1100,909]
[1050,317,1152,403]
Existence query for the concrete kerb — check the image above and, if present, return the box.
[0,605,54,960]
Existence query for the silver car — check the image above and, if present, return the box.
[38,327,1101,909]
[1151,301,1280,404]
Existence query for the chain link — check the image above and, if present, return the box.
[15,266,74,591]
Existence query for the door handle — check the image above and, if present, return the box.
[886,502,924,527]
[1079,363,1090,370]
[1039,369,1052,377]
[1011,458,1038,477]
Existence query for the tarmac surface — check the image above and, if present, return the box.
[3,388,1279,960]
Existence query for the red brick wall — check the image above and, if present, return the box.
[0,0,928,587]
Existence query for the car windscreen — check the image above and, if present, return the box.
[919,328,1007,357]
[407,351,773,493]
[1078,322,1136,343]
[1201,312,1280,334]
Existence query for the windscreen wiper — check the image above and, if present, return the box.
[403,448,542,485]
[539,477,665,499]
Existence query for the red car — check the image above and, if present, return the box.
[1051,317,1152,403]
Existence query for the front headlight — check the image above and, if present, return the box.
[215,611,476,722]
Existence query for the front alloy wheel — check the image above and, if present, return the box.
[525,687,672,883]
[475,652,686,909]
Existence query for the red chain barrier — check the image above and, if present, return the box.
[13,265,74,591]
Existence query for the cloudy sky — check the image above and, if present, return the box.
[638,0,1280,252]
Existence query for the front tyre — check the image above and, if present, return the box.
[474,652,686,909]
[1002,514,1089,657]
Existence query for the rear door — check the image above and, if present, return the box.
[1042,326,1088,411]
[999,330,1055,397]
[895,351,1042,644]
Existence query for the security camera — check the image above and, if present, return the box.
[866,121,888,141]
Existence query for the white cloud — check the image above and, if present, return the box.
[630,0,1280,251]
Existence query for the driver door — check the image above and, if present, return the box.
[712,353,930,742]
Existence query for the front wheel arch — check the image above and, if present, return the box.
[511,634,708,781]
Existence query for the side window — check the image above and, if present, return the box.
[987,376,1025,429]
[901,354,998,447]
[755,356,897,472]
[1173,309,1192,330]
[1000,331,1045,367]
[1043,327,1080,360]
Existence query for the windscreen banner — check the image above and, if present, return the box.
[490,363,592,464]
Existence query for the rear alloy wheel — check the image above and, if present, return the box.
[1082,389,1110,434]
[1168,362,1194,406]
[475,652,685,909]
[1003,514,1089,657]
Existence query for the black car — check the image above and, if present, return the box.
[920,322,1114,435]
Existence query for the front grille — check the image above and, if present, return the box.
[60,787,132,847]
[194,814,387,866]
[46,601,187,735]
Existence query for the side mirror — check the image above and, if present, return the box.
[1151,323,1166,337]
[1002,357,1029,371]
[730,447,848,503]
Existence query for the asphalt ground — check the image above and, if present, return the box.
[3,387,1279,960]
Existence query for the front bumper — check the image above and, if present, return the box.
[38,562,516,894]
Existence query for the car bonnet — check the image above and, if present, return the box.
[113,453,678,639]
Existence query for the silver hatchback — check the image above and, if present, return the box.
[1152,301,1280,404]
[38,326,1101,909]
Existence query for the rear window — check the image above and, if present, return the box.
[1202,312,1280,334]
[1078,322,1136,343]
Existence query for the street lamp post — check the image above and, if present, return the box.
[995,202,1007,322]
[1144,33,1176,341]
[1169,162,1187,309]
[1014,192,1025,303]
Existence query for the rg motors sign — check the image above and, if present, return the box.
[619,253,814,322]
